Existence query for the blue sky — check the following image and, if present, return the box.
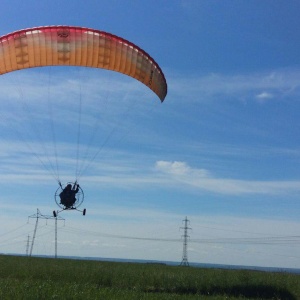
[0,0,300,268]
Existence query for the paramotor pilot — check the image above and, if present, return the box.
[59,183,79,208]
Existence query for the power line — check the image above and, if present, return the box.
[57,225,300,245]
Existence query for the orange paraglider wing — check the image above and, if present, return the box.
[0,26,167,101]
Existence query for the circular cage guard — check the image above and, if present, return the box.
[54,182,84,210]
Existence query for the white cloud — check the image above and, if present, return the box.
[155,160,190,175]
[155,160,209,177]
[155,160,300,195]
[168,68,300,102]
[256,91,273,99]
[256,91,274,102]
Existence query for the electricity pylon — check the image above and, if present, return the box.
[180,216,191,266]
[28,208,64,258]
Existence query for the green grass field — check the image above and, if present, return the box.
[0,255,299,299]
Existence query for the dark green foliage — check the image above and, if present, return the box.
[0,255,299,299]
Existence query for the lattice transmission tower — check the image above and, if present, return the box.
[27,208,65,258]
[180,216,191,266]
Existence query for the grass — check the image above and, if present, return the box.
[0,255,299,299]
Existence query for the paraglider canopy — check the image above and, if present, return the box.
[0,25,167,101]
